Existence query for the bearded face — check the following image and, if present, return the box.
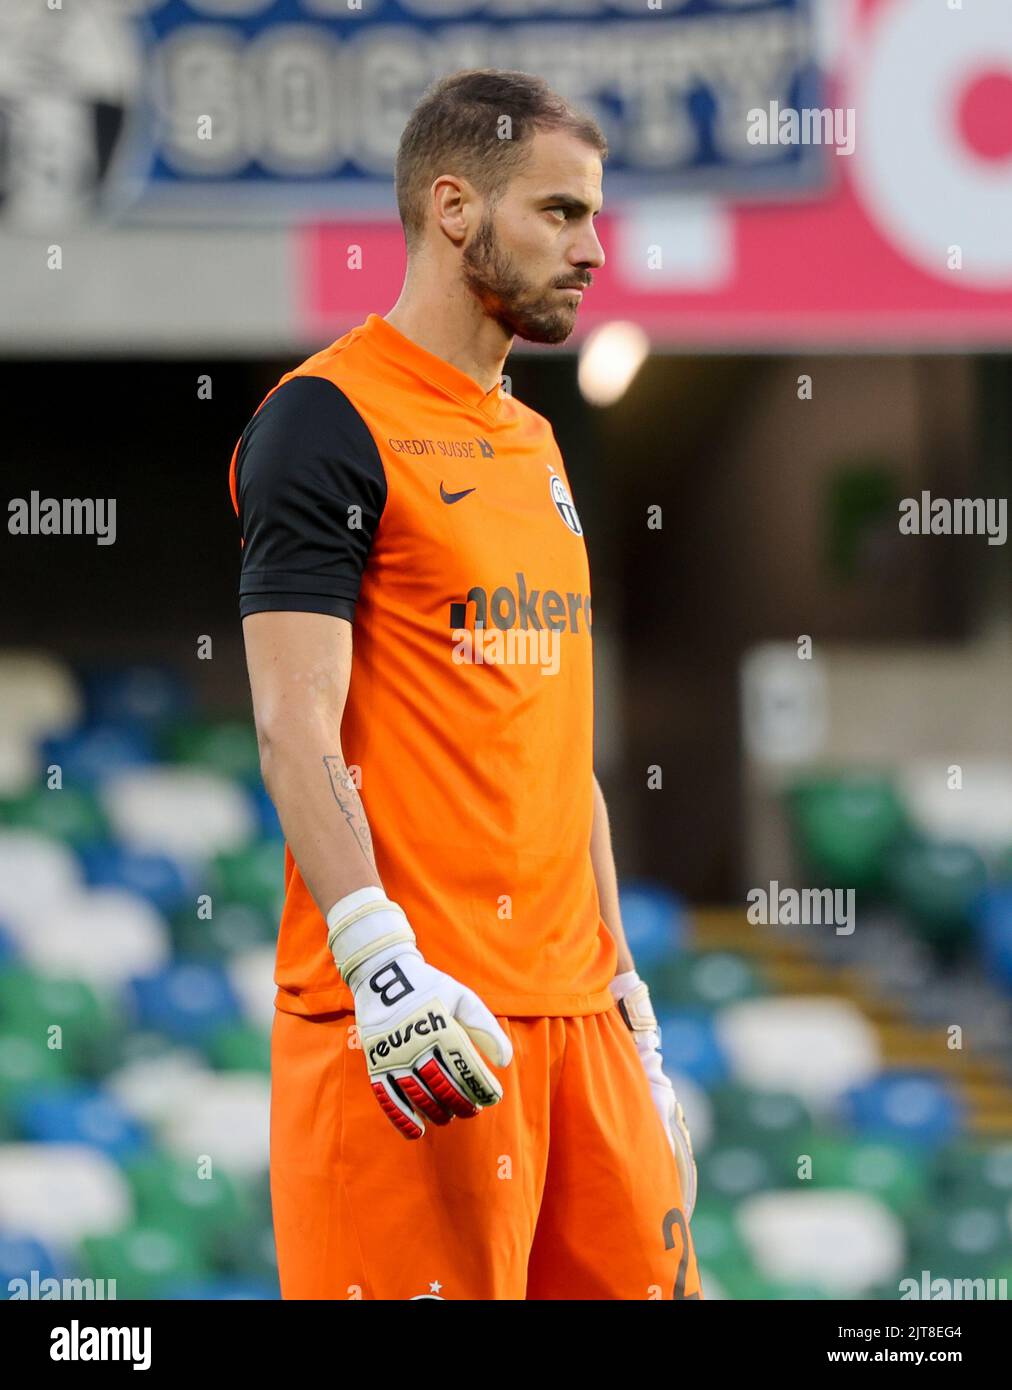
[461,203,590,347]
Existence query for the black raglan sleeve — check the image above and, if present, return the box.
[234,375,387,622]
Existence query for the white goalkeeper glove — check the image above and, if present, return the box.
[610,970,697,1219]
[327,885,513,1140]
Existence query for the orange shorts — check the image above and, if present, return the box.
[269,1004,703,1300]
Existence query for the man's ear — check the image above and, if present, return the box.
[431,175,471,246]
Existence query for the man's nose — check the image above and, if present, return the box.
[571,224,605,271]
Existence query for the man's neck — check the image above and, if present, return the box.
[383,285,512,396]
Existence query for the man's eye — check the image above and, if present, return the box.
[547,206,568,218]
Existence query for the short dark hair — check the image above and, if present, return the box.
[394,69,608,253]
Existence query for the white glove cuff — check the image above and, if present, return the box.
[637,1037,673,1090]
[326,885,416,990]
[609,969,642,1001]
[610,971,660,1030]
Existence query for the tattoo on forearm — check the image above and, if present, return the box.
[323,755,376,868]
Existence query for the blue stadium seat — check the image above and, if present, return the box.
[16,1083,149,1161]
[78,844,196,916]
[128,961,243,1044]
[654,1009,729,1087]
[40,724,156,785]
[840,1071,964,1147]
[616,880,688,968]
[0,922,16,964]
[79,665,194,730]
[250,783,283,841]
[974,887,1012,989]
[0,1233,64,1290]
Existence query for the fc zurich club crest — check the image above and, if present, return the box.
[550,474,583,535]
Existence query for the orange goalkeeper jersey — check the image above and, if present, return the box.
[229,313,617,1018]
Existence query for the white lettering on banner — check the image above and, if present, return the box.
[248,26,345,175]
[851,0,1012,286]
[154,13,813,178]
[143,0,792,16]
[159,0,278,15]
[359,0,771,17]
[155,29,252,177]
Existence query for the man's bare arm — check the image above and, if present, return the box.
[590,772,634,974]
[242,609,382,917]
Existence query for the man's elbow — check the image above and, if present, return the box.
[254,706,343,783]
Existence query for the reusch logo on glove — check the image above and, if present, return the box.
[446,1049,499,1107]
[368,1009,448,1065]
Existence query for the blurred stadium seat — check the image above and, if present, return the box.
[3,635,1012,1301]
[1,650,1010,1299]
[0,658,280,1296]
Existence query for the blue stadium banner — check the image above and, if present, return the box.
[1,0,823,227]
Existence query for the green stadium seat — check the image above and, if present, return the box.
[81,1223,208,1299]
[647,951,766,1011]
[887,841,988,956]
[933,1140,1012,1205]
[707,1084,816,1167]
[0,786,108,846]
[205,1023,271,1073]
[0,1031,72,1129]
[0,967,123,1079]
[122,1152,249,1260]
[705,1267,780,1300]
[171,901,277,960]
[161,720,262,785]
[743,1275,837,1300]
[685,1199,753,1287]
[786,772,908,893]
[805,1135,929,1216]
[126,1152,275,1280]
[702,1143,776,1202]
[214,1209,278,1281]
[212,842,286,917]
[908,1196,1010,1279]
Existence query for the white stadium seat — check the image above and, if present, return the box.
[159,1073,270,1178]
[18,886,171,987]
[227,947,279,1033]
[0,731,38,797]
[716,997,881,1108]
[898,757,1012,856]
[106,1050,215,1130]
[102,766,257,859]
[0,830,84,937]
[0,651,81,742]
[0,1143,130,1245]
[737,1189,905,1295]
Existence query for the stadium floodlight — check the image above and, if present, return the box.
[577,321,650,406]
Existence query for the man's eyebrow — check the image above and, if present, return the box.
[541,194,602,217]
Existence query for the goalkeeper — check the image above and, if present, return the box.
[233,68,700,1301]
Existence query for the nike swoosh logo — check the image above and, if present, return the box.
[440,482,477,504]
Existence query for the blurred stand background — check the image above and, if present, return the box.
[0,0,1010,1301]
